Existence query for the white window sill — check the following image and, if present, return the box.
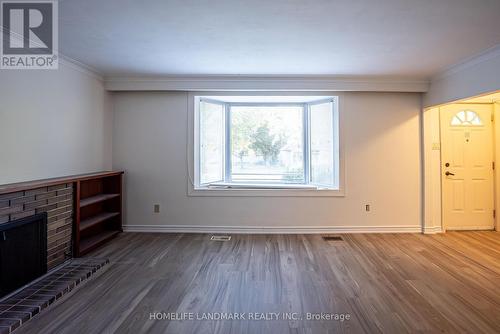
[188,183,345,197]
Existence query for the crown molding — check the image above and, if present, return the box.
[103,76,429,92]
[431,44,500,82]
[59,55,104,82]
[0,26,104,81]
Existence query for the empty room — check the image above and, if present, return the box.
[0,0,499,333]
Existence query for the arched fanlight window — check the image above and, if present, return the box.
[451,110,483,126]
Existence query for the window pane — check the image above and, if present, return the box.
[310,102,334,186]
[230,106,304,183]
[199,101,224,184]
[451,110,483,126]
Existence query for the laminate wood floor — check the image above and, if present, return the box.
[17,232,500,334]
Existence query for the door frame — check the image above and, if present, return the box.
[423,103,499,233]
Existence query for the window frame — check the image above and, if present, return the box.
[198,98,226,184]
[308,98,340,189]
[189,92,345,197]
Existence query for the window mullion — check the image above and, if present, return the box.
[304,103,310,184]
[225,103,232,183]
[333,99,340,188]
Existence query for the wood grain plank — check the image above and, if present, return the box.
[15,231,500,334]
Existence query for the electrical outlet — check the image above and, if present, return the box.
[365,204,370,212]
[154,204,160,213]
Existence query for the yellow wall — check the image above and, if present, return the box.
[496,102,500,230]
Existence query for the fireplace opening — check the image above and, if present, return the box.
[0,213,47,299]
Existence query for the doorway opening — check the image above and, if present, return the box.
[424,91,500,232]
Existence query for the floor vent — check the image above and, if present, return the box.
[211,235,231,241]
[322,235,343,241]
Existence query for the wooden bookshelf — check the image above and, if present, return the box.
[74,171,124,257]
[80,194,121,208]
[80,212,121,232]
[79,230,120,254]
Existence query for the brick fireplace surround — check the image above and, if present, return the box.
[0,172,123,333]
[0,184,73,270]
[0,171,123,271]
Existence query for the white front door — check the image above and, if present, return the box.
[440,104,495,230]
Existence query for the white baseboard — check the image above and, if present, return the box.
[423,226,443,234]
[444,226,494,231]
[123,224,423,234]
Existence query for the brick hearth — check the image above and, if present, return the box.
[0,258,109,334]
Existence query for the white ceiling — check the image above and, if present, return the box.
[59,0,500,78]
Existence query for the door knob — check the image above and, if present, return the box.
[445,171,455,176]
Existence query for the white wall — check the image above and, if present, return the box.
[112,91,422,232]
[424,46,500,107]
[423,107,443,233]
[0,63,113,184]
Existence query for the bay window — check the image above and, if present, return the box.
[194,96,340,190]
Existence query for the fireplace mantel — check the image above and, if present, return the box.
[0,171,123,195]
